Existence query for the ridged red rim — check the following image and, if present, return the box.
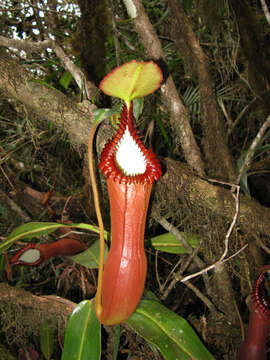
[99,103,162,184]
[253,265,270,317]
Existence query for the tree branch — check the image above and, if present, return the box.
[122,0,205,177]
[0,50,94,147]
[154,158,270,238]
[237,115,270,184]
[0,36,52,52]
[260,0,270,27]
[0,35,98,100]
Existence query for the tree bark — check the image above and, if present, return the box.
[230,0,270,114]
[0,50,93,148]
[0,49,112,156]
[0,282,75,346]
[0,282,76,316]
[0,50,269,238]
[169,0,236,181]
[155,158,270,237]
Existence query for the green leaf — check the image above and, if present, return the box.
[99,60,163,102]
[93,108,121,125]
[71,240,108,269]
[236,150,250,196]
[182,85,200,115]
[156,111,173,152]
[151,232,198,254]
[59,70,73,89]
[127,299,215,360]
[1,222,63,252]
[0,254,6,280]
[62,300,101,360]
[40,319,56,360]
[183,0,193,13]
[133,97,144,120]
[30,79,58,91]
[0,222,107,254]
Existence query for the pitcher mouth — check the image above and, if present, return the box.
[9,244,43,266]
[99,102,162,184]
[115,124,147,176]
[253,266,270,316]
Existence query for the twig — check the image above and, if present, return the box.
[153,215,216,309]
[179,185,245,283]
[109,0,121,66]
[156,245,216,311]
[155,179,245,287]
[179,241,203,275]
[255,235,270,256]
[219,99,233,130]
[237,115,270,184]
[184,280,216,312]
[160,256,182,292]
[0,35,52,52]
[181,246,248,283]
[234,299,245,341]
[228,98,256,137]
[156,246,216,311]
[160,241,202,300]
[0,163,15,191]
[0,189,31,222]
[260,0,270,27]
[51,43,90,99]
[114,28,136,51]
[155,250,163,292]
[152,215,206,269]
[219,186,240,262]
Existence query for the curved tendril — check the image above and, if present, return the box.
[88,122,105,317]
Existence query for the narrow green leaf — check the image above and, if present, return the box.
[113,325,121,360]
[254,142,270,158]
[93,108,120,125]
[71,240,108,269]
[183,0,193,13]
[0,344,16,360]
[151,232,198,254]
[236,150,250,196]
[1,222,63,252]
[62,300,101,360]
[40,319,56,360]
[127,299,215,360]
[30,79,58,91]
[156,112,173,151]
[0,222,107,254]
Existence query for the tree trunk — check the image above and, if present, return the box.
[169,0,236,181]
